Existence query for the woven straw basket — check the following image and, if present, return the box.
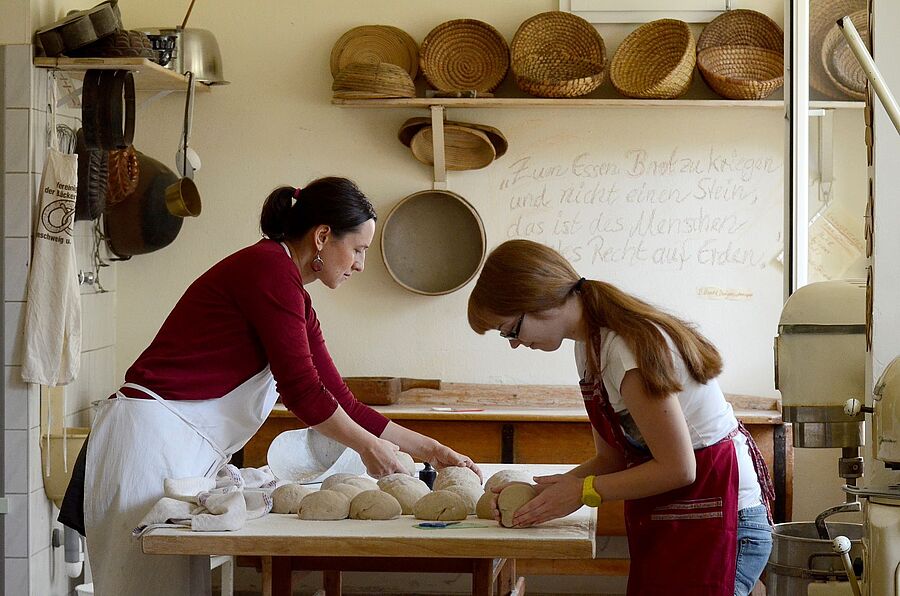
[410,125,496,171]
[698,9,783,52]
[610,19,695,99]
[821,9,867,100]
[510,11,606,98]
[332,62,415,99]
[698,46,784,99]
[810,0,866,99]
[419,19,509,93]
[330,25,419,79]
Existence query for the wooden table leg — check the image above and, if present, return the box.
[261,557,272,596]
[472,558,495,596]
[497,559,516,595]
[272,557,292,596]
[324,569,342,596]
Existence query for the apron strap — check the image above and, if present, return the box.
[118,382,228,463]
[736,422,776,524]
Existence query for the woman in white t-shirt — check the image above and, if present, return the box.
[467,239,773,596]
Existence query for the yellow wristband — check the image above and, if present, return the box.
[581,475,602,507]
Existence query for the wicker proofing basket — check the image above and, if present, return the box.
[330,25,419,79]
[809,0,866,99]
[510,11,606,98]
[419,19,509,93]
[697,9,784,52]
[821,9,867,100]
[698,45,784,100]
[332,61,415,99]
[610,19,696,99]
[409,125,496,171]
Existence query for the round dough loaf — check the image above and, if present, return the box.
[321,473,360,490]
[484,469,533,493]
[396,451,417,475]
[330,483,364,501]
[475,490,494,520]
[271,483,314,514]
[341,476,379,491]
[498,483,537,528]
[298,490,351,520]
[443,483,481,515]
[413,490,469,521]
[433,466,481,491]
[378,476,430,514]
[349,490,402,520]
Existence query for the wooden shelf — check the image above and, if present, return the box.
[34,57,208,92]
[332,97,864,110]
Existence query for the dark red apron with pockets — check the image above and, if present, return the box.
[580,377,741,595]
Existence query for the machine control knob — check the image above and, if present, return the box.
[844,398,874,417]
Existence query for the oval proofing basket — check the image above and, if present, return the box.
[381,190,486,296]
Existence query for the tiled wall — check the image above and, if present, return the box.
[2,44,118,596]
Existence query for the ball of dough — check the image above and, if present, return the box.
[484,469,533,493]
[271,483,314,514]
[341,476,379,491]
[330,483,364,501]
[413,490,469,521]
[498,483,537,528]
[475,490,494,520]
[349,490,402,520]
[378,476,430,514]
[321,473,360,490]
[443,483,481,515]
[298,490,351,520]
[434,466,481,491]
[396,451,417,476]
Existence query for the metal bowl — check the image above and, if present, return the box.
[137,27,230,85]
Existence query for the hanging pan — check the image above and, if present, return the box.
[380,189,486,296]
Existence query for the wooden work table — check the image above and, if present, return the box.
[142,464,594,596]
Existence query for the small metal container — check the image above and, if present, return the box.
[137,27,230,85]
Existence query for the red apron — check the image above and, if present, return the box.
[580,377,772,596]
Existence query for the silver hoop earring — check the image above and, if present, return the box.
[311,253,324,272]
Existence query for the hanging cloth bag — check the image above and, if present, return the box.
[22,72,82,386]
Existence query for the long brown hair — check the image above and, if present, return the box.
[467,240,723,396]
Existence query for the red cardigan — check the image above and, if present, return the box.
[122,239,389,436]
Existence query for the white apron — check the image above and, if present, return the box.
[84,366,279,596]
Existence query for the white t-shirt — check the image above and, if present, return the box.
[575,328,762,510]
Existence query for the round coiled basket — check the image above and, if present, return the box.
[331,62,415,99]
[697,45,784,100]
[697,9,784,52]
[510,11,606,98]
[330,25,419,79]
[610,19,696,99]
[419,19,509,93]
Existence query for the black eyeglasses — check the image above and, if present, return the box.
[499,313,525,340]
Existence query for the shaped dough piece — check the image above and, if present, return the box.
[321,473,360,490]
[413,490,468,521]
[498,483,537,528]
[443,483,481,515]
[396,451,417,476]
[484,469,533,493]
[298,490,351,520]
[475,490,494,520]
[341,476,379,491]
[350,490,402,520]
[378,476,430,514]
[330,483,364,501]
[271,483,314,514]
[433,466,481,490]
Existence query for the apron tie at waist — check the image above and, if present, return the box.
[736,421,776,524]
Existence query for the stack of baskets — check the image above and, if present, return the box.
[696,9,784,100]
[610,19,696,99]
[510,11,606,98]
[330,25,418,98]
[397,117,508,171]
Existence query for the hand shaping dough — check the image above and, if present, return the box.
[349,490,402,520]
[475,490,494,520]
[298,489,351,520]
[433,466,481,490]
[484,469,533,493]
[396,451,417,475]
[341,476,379,492]
[321,473,360,490]
[413,490,469,521]
[271,483,314,514]
[443,483,481,515]
[330,483,364,501]
[378,475,430,514]
[498,483,537,528]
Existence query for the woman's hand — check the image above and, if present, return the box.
[359,437,407,478]
[427,442,483,482]
[505,473,584,528]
